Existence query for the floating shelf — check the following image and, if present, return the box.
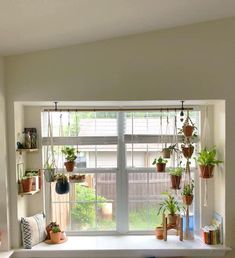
[19,190,40,196]
[16,148,39,154]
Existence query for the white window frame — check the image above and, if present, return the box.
[42,109,200,235]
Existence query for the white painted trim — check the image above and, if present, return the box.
[11,236,231,258]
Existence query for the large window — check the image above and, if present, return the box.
[42,109,200,233]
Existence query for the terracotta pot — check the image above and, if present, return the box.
[156,163,166,172]
[182,145,194,159]
[38,169,42,189]
[199,165,215,178]
[183,125,194,138]
[162,148,171,159]
[182,195,193,206]
[50,231,61,244]
[21,178,33,192]
[46,222,58,239]
[155,227,164,240]
[170,175,181,190]
[167,214,178,226]
[64,161,75,172]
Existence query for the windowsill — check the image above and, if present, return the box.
[12,235,231,258]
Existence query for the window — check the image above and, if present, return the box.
[42,109,200,233]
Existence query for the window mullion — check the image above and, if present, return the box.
[116,112,128,233]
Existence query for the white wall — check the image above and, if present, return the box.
[0,57,10,250]
[4,16,235,255]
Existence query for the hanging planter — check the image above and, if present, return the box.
[162,148,171,158]
[168,167,183,190]
[152,157,167,172]
[162,144,178,159]
[199,165,215,178]
[194,147,223,179]
[44,167,55,182]
[181,144,194,159]
[55,174,70,194]
[62,147,77,172]
[64,161,75,172]
[182,181,194,206]
[182,116,196,138]
[170,175,181,190]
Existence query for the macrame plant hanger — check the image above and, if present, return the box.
[58,112,64,171]
[182,109,194,240]
[201,106,211,207]
[48,111,55,169]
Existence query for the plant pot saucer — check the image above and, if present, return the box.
[44,237,68,245]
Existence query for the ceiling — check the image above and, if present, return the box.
[1,0,235,56]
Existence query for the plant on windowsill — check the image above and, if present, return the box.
[152,156,168,172]
[155,211,164,240]
[168,166,183,190]
[55,174,70,194]
[21,174,33,193]
[157,192,185,226]
[62,147,77,172]
[50,225,61,244]
[194,147,223,178]
[182,180,194,206]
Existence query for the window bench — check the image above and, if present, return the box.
[11,236,231,258]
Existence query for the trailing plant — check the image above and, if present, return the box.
[164,144,179,153]
[61,147,77,162]
[182,180,194,196]
[157,192,185,216]
[152,156,168,165]
[195,147,223,166]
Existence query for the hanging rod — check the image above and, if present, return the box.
[43,107,194,112]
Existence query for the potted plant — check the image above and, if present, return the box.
[44,160,56,182]
[162,144,178,159]
[182,181,194,205]
[181,143,194,159]
[182,116,197,138]
[168,166,183,190]
[50,225,61,244]
[55,174,70,194]
[62,147,77,172]
[46,222,58,239]
[155,223,164,240]
[157,192,184,226]
[195,147,223,178]
[21,174,33,192]
[152,157,168,172]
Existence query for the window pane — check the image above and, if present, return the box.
[51,173,116,231]
[43,145,117,169]
[42,111,117,137]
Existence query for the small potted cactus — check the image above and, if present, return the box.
[50,225,61,244]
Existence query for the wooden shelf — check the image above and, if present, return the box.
[19,190,40,196]
[16,148,39,154]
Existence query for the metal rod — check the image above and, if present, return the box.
[43,107,194,112]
